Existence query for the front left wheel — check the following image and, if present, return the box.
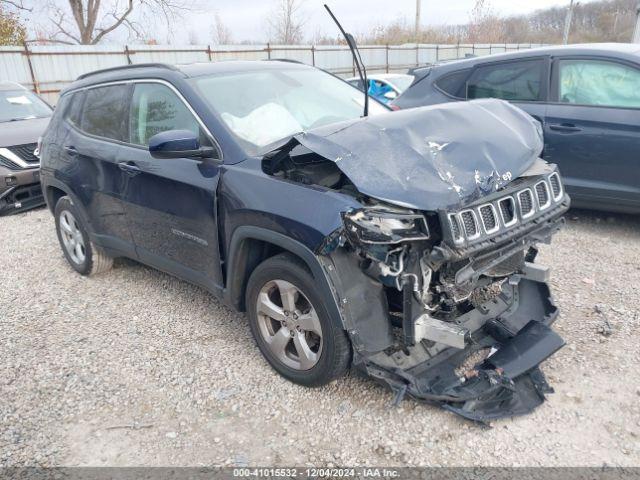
[245,253,351,387]
[54,196,113,276]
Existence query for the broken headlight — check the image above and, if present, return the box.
[343,207,430,244]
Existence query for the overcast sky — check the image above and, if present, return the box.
[177,0,578,44]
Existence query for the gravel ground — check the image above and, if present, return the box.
[1,206,639,467]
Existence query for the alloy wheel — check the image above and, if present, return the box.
[255,279,323,371]
[59,210,86,265]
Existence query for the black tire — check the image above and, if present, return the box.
[54,196,113,276]
[246,253,351,387]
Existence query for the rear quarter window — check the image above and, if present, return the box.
[80,85,130,142]
[434,69,471,98]
[466,59,544,102]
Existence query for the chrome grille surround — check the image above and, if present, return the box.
[498,196,517,227]
[448,214,463,242]
[535,180,551,210]
[548,172,563,201]
[444,171,566,246]
[478,203,499,234]
[517,188,535,219]
[459,209,480,240]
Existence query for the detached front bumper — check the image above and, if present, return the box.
[359,277,564,422]
[0,166,44,215]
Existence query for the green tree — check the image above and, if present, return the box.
[0,6,25,45]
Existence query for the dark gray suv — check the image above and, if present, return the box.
[394,43,640,213]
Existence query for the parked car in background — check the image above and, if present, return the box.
[0,82,52,215]
[346,73,414,103]
[393,43,640,214]
[40,60,569,421]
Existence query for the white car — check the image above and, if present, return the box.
[346,73,415,103]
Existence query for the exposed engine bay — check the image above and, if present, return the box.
[262,99,570,421]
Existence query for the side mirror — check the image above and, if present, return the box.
[148,129,215,159]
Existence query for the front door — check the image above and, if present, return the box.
[118,82,224,291]
[544,57,640,211]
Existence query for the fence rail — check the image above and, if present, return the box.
[0,42,548,104]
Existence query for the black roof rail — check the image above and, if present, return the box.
[77,63,179,80]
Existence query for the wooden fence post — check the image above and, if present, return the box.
[207,45,212,62]
[266,43,271,59]
[22,42,39,95]
[311,45,315,66]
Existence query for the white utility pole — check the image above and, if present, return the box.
[415,0,421,43]
[633,2,640,43]
[563,0,575,45]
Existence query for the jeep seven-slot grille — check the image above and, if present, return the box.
[447,173,565,244]
[7,143,39,164]
[549,173,562,199]
[479,205,497,232]
[460,211,479,238]
[535,181,550,209]
[518,189,534,217]
[449,214,462,241]
[499,197,515,225]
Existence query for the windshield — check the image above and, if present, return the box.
[0,89,52,123]
[190,67,387,153]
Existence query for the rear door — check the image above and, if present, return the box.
[118,81,224,291]
[544,57,640,210]
[465,56,550,126]
[61,83,135,255]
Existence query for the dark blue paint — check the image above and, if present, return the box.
[148,129,200,157]
[39,61,364,304]
[393,44,640,213]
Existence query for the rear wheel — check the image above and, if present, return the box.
[54,196,113,276]
[246,253,351,386]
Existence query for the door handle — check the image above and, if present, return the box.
[549,123,581,133]
[63,145,78,155]
[118,161,142,176]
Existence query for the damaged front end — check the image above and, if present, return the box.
[319,167,569,422]
[264,99,570,421]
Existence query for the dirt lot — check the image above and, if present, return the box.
[1,206,639,467]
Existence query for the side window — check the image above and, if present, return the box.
[63,90,85,127]
[129,83,208,146]
[435,69,470,98]
[558,59,640,108]
[81,85,129,141]
[466,59,544,102]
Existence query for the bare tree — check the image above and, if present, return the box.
[211,11,232,45]
[267,0,304,45]
[1,0,193,44]
[467,0,504,43]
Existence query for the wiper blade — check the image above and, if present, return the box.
[324,4,369,117]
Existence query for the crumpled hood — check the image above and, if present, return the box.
[291,98,544,211]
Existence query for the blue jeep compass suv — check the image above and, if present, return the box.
[40,60,569,421]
